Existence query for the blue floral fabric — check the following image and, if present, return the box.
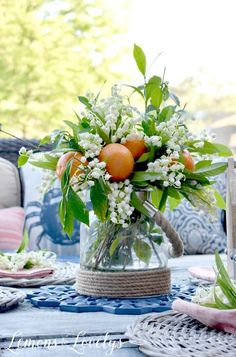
[21,164,81,256]
[164,173,227,255]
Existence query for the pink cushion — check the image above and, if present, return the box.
[0,207,25,251]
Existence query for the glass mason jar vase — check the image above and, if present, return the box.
[80,211,169,272]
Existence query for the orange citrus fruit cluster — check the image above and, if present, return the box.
[99,139,147,181]
[56,138,147,182]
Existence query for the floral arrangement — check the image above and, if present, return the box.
[192,252,236,309]
[0,251,56,272]
[18,45,232,268]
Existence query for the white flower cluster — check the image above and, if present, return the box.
[78,132,103,158]
[193,129,216,149]
[37,169,56,198]
[192,284,234,306]
[107,180,134,227]
[144,135,162,147]
[85,91,142,143]
[0,251,56,272]
[147,155,185,187]
[121,132,144,144]
[157,115,194,154]
[188,186,217,217]
[71,158,110,191]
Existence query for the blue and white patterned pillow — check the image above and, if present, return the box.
[165,173,227,255]
[21,164,81,256]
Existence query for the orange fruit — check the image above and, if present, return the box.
[99,143,134,181]
[183,149,195,171]
[56,151,87,179]
[123,138,147,159]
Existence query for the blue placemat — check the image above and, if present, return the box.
[27,284,196,315]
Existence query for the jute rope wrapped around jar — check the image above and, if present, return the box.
[76,267,171,297]
[76,203,183,298]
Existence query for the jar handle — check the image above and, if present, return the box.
[143,201,184,257]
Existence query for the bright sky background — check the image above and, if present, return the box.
[124,0,236,93]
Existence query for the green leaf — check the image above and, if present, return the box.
[213,288,232,309]
[67,187,89,226]
[68,138,84,152]
[131,171,159,182]
[159,188,168,212]
[158,105,175,124]
[58,197,66,228]
[124,84,144,99]
[24,260,34,269]
[213,189,226,210]
[28,159,56,171]
[133,44,146,76]
[195,162,227,176]
[184,171,211,185]
[90,178,108,222]
[96,124,111,144]
[61,163,71,192]
[64,120,80,139]
[215,251,235,291]
[18,155,29,168]
[146,76,161,101]
[216,276,236,307]
[169,195,182,211]
[150,234,163,245]
[63,205,75,237]
[132,181,149,188]
[58,196,74,236]
[16,231,29,253]
[133,239,151,264]
[195,160,212,170]
[169,92,180,106]
[151,187,163,209]
[130,191,149,216]
[167,187,181,199]
[193,141,233,157]
[44,153,59,165]
[40,135,51,145]
[151,87,162,108]
[136,152,150,163]
[213,251,236,308]
[78,96,92,109]
[109,236,124,256]
[142,117,156,137]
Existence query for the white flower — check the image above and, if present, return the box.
[78,132,103,159]
[107,181,134,227]
[19,146,27,154]
[19,147,33,157]
[105,173,111,181]
[0,251,56,272]
[144,135,162,147]
[80,156,87,164]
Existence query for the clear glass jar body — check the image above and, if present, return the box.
[80,211,169,272]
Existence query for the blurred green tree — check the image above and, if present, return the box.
[0,0,128,137]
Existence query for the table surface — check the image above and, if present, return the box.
[0,254,217,357]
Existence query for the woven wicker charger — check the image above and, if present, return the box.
[0,287,25,312]
[0,262,78,287]
[127,311,236,357]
